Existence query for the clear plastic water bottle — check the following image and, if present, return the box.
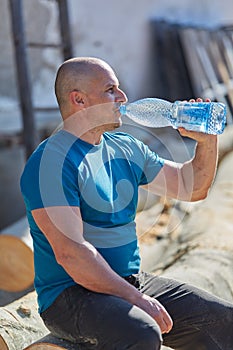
[120,98,226,135]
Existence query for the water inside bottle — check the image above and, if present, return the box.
[174,102,209,132]
[120,98,172,128]
[173,101,226,134]
[120,99,226,134]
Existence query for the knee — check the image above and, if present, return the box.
[131,324,162,350]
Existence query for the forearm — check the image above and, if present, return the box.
[57,239,141,304]
[32,208,173,333]
[181,135,218,201]
[60,240,173,333]
[32,206,141,304]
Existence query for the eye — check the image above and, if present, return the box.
[107,86,115,94]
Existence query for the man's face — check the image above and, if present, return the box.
[84,66,127,131]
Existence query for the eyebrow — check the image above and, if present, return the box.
[105,80,120,88]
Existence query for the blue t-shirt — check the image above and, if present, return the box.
[20,131,164,312]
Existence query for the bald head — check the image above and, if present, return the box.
[54,57,113,115]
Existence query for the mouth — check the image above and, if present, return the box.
[112,103,122,116]
[114,103,123,117]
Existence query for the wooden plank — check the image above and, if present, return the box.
[166,24,194,100]
[151,21,193,101]
[179,27,232,122]
[179,28,210,97]
[27,43,63,49]
[208,31,233,123]
[197,29,233,123]
[151,21,173,99]
[219,32,233,78]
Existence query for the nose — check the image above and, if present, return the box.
[116,88,128,103]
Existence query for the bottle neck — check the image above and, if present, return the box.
[119,105,126,115]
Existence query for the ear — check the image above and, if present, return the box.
[69,90,85,107]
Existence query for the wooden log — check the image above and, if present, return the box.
[0,291,49,350]
[218,124,233,162]
[0,234,34,292]
[0,217,34,292]
[140,149,233,350]
[2,130,233,349]
[0,290,80,350]
[140,150,233,302]
[24,334,79,349]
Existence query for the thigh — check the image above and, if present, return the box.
[138,272,233,349]
[41,284,162,350]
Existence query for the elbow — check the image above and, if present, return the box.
[55,246,79,267]
[190,188,209,202]
[177,184,210,202]
[54,240,87,266]
[55,251,69,266]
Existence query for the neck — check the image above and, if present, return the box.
[62,110,104,145]
[79,129,103,145]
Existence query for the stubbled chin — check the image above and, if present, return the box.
[105,120,122,131]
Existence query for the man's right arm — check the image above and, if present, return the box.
[32,205,173,334]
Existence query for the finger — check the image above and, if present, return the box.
[177,127,194,138]
[160,307,173,333]
[160,321,170,334]
[152,302,173,333]
[153,312,169,334]
[163,314,173,333]
[157,315,173,334]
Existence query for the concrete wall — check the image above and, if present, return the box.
[0,146,25,229]
[1,0,233,107]
[68,0,233,101]
[0,0,233,228]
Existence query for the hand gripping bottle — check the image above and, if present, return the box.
[120,98,226,135]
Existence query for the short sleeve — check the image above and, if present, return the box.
[125,135,165,185]
[139,142,165,185]
[21,143,80,211]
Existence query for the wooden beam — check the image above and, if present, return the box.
[8,0,38,159]
[57,0,74,60]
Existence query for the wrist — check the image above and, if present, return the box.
[196,134,218,147]
[123,286,143,305]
